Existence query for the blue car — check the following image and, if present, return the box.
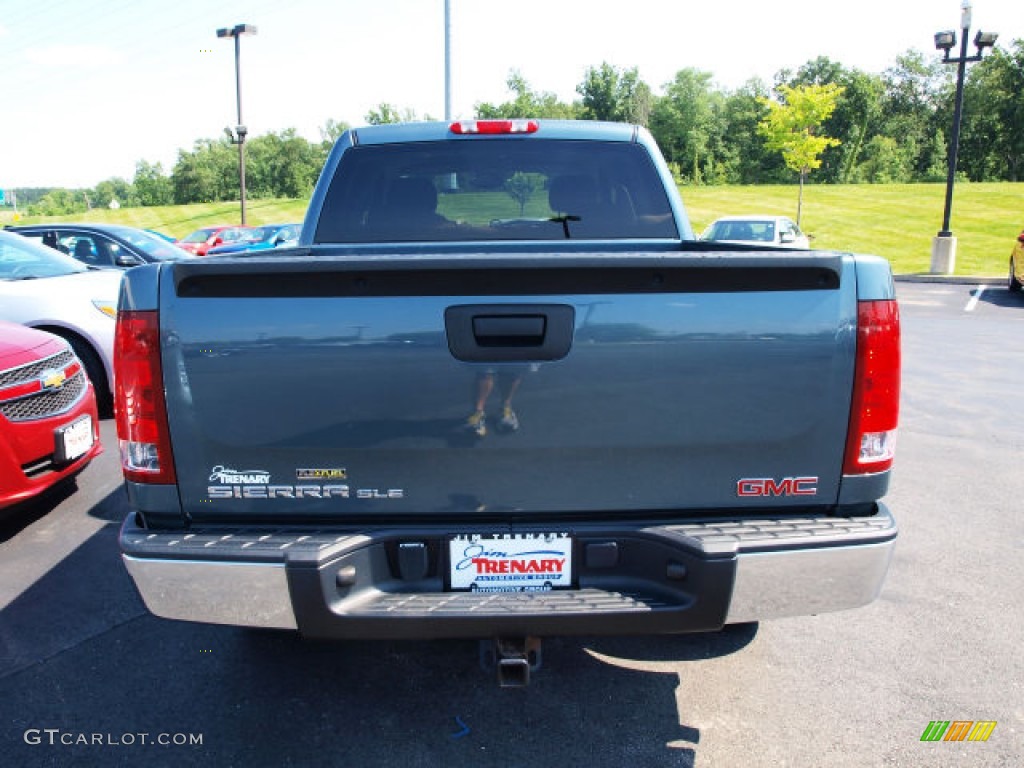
[206,223,300,256]
[145,229,177,244]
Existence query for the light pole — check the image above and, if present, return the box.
[929,1,997,274]
[216,23,258,225]
[444,0,452,121]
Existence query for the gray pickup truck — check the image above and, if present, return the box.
[115,120,900,685]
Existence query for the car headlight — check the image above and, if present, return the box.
[92,300,117,319]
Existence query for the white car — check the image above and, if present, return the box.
[0,230,123,411]
[701,215,811,249]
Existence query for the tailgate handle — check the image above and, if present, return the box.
[472,315,546,346]
[446,304,575,362]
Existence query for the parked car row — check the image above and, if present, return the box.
[0,219,298,515]
[0,230,113,510]
[207,223,300,255]
[175,223,300,256]
[0,231,121,409]
[3,221,302,269]
[0,230,124,512]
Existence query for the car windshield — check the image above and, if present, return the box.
[0,231,89,279]
[704,220,775,242]
[248,225,297,244]
[240,227,269,243]
[106,226,186,261]
[181,228,218,243]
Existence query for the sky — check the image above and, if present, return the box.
[0,0,1019,190]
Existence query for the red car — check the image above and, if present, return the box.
[0,321,102,510]
[175,225,253,256]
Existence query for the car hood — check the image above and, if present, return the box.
[0,268,123,308]
[207,242,273,256]
[706,239,807,249]
[0,322,67,369]
[46,268,125,294]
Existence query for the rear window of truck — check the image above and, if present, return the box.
[313,140,678,243]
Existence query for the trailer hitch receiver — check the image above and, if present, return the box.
[480,637,542,688]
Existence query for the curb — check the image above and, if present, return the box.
[894,274,1005,286]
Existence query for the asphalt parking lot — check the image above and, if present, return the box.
[1,280,1021,768]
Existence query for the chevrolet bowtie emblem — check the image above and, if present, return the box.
[40,368,67,390]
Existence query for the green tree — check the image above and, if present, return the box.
[133,160,173,206]
[503,172,540,215]
[857,136,912,182]
[959,40,1024,181]
[171,138,236,204]
[316,118,351,169]
[718,79,784,183]
[366,103,403,125]
[319,118,351,144]
[577,62,653,125]
[919,129,950,182]
[27,189,88,216]
[246,129,322,199]
[649,68,724,184]
[831,70,884,182]
[780,58,885,182]
[475,71,578,119]
[758,83,844,224]
[365,103,427,125]
[92,177,138,209]
[879,51,950,181]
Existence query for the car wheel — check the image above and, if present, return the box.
[63,334,112,417]
[1010,257,1023,293]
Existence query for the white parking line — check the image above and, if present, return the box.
[898,299,945,307]
[964,285,986,312]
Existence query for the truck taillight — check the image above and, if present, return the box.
[114,310,176,484]
[449,119,539,135]
[844,300,900,475]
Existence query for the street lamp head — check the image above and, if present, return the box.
[974,30,998,50]
[216,23,258,38]
[934,30,957,52]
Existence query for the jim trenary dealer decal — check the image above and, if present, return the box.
[206,465,403,500]
[449,534,572,592]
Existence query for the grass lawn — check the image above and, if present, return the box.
[2,182,1020,277]
[683,182,1023,277]
[0,199,308,241]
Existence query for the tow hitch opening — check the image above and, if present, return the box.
[480,637,542,688]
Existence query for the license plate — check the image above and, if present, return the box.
[56,416,93,463]
[449,533,573,592]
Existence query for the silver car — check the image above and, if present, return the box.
[701,215,811,249]
[0,230,123,411]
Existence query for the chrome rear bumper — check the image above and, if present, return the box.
[121,505,896,637]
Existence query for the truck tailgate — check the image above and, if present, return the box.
[161,252,855,523]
